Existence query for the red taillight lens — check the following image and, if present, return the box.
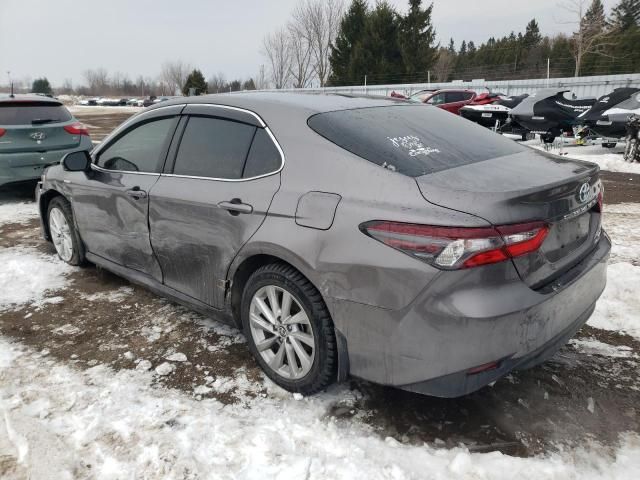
[63,122,89,136]
[0,128,5,137]
[361,221,549,270]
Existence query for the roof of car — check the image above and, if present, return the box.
[150,91,408,116]
[0,94,62,104]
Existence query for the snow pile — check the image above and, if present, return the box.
[0,247,73,312]
[603,203,640,264]
[570,338,635,358]
[588,262,640,341]
[1,338,639,480]
[527,142,640,174]
[0,201,39,227]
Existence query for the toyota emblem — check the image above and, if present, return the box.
[579,182,591,203]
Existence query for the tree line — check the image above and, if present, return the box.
[326,0,640,85]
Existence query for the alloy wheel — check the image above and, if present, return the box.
[49,207,74,262]
[249,285,316,380]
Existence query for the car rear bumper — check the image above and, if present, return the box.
[327,232,610,397]
[0,139,91,187]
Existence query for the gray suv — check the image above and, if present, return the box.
[0,95,92,187]
[36,93,610,397]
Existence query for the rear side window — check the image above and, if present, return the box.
[0,102,72,125]
[307,105,524,177]
[97,117,176,173]
[173,116,256,179]
[243,129,282,178]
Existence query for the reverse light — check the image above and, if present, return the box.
[63,122,89,136]
[361,221,549,270]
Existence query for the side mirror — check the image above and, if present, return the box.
[62,150,92,172]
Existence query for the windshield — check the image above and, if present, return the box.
[307,104,524,177]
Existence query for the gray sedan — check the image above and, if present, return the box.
[36,93,610,397]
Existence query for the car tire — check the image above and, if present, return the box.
[47,196,86,266]
[241,263,337,395]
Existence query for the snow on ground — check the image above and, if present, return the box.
[570,338,636,358]
[1,338,639,480]
[0,202,38,227]
[526,141,640,174]
[603,203,640,264]
[67,105,143,115]
[0,247,74,312]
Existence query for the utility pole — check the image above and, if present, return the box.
[364,74,367,94]
[547,58,550,86]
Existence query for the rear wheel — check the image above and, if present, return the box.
[241,263,337,394]
[47,196,85,266]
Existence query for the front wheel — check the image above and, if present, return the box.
[241,263,337,394]
[47,196,85,266]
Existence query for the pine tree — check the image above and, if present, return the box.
[182,69,208,96]
[328,0,368,85]
[397,0,437,79]
[32,78,52,95]
[608,0,640,30]
[523,19,542,48]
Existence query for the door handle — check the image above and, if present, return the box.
[126,187,147,199]
[218,198,253,215]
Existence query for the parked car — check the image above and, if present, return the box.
[0,95,92,188]
[37,93,609,397]
[126,98,141,106]
[413,89,478,114]
[142,96,157,107]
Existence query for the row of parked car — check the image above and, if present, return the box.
[78,95,179,107]
[394,86,640,161]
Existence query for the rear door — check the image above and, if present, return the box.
[71,106,182,279]
[149,105,282,308]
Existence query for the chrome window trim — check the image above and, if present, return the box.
[162,126,285,182]
[90,103,284,181]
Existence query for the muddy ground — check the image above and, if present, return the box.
[0,112,639,459]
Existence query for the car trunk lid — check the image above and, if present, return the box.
[415,149,602,288]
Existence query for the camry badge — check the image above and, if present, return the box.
[579,182,591,203]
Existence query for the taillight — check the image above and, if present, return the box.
[63,122,89,136]
[0,128,5,137]
[361,221,549,270]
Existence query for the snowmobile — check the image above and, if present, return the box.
[578,88,640,148]
[624,114,640,163]
[460,93,529,138]
[510,89,597,143]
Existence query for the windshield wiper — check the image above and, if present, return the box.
[31,118,62,125]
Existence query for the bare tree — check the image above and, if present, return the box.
[291,0,345,87]
[287,23,313,88]
[208,72,227,93]
[255,64,268,90]
[84,68,109,94]
[559,0,612,76]
[263,28,292,89]
[433,48,456,82]
[161,60,192,95]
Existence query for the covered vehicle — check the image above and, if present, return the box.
[460,93,529,136]
[511,89,596,143]
[37,93,609,398]
[579,88,640,142]
[0,95,92,187]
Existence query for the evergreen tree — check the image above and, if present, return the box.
[608,0,640,30]
[397,0,437,79]
[32,77,52,95]
[523,19,542,48]
[447,38,455,53]
[182,69,208,96]
[328,0,368,85]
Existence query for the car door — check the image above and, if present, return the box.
[71,106,181,279]
[444,92,475,114]
[149,105,282,308]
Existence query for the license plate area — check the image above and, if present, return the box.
[542,212,592,263]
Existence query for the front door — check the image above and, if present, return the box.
[72,111,180,279]
[149,110,283,307]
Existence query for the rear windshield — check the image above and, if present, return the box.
[307,105,524,177]
[0,102,72,126]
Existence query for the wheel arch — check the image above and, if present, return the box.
[227,247,350,382]
[39,189,65,240]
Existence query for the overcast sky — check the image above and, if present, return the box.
[0,0,618,87]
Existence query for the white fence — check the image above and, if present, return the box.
[274,73,640,99]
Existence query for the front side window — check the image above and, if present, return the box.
[173,116,256,179]
[97,117,176,173]
[427,93,445,105]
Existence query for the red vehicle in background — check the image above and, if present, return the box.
[408,89,478,115]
